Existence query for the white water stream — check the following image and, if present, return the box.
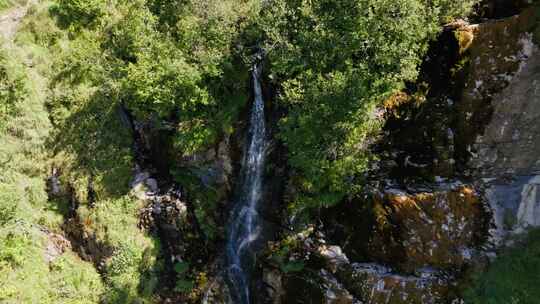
[225,64,267,304]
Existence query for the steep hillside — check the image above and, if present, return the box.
[0,1,539,304]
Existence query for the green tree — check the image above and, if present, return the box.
[260,0,477,211]
[0,52,27,129]
[50,0,107,29]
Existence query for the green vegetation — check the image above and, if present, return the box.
[45,0,478,216]
[0,0,27,12]
[173,261,195,293]
[464,229,540,304]
[50,0,106,29]
[259,0,478,211]
[0,50,27,130]
[1,1,163,302]
[50,0,258,157]
[0,0,483,302]
[0,3,105,302]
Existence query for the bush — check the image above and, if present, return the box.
[0,0,28,11]
[258,0,479,212]
[426,0,478,23]
[0,51,27,128]
[0,199,16,227]
[50,0,106,29]
[463,229,540,304]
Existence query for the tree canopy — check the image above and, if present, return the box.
[49,0,478,211]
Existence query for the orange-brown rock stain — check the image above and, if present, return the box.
[369,186,489,273]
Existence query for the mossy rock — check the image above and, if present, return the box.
[367,185,490,272]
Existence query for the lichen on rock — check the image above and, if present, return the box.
[367,185,490,273]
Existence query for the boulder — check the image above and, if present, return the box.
[458,7,540,244]
[456,9,540,174]
[337,263,452,304]
[368,185,490,272]
[484,175,540,245]
[263,268,284,304]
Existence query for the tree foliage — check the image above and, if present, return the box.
[50,0,106,29]
[0,51,27,128]
[50,0,258,157]
[0,0,483,302]
[256,0,477,210]
[47,0,479,215]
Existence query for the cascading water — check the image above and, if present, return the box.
[225,63,267,304]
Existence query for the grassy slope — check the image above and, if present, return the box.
[0,1,104,303]
[0,1,162,303]
[0,0,27,12]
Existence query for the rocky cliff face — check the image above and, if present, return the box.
[262,5,540,304]
[462,8,540,245]
[119,5,539,303]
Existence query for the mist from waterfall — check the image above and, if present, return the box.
[225,63,267,304]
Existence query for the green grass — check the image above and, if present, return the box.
[0,6,105,303]
[0,0,28,12]
[464,229,540,304]
[0,224,104,303]
[0,2,163,303]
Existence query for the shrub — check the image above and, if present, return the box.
[426,0,478,23]
[259,0,479,212]
[0,0,28,11]
[50,0,106,29]
[463,229,540,304]
[0,51,27,128]
[0,200,16,227]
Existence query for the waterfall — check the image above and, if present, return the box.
[225,63,267,304]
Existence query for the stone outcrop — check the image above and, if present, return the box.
[367,185,490,273]
[336,263,452,304]
[459,7,540,245]
[278,9,540,303]
[315,184,489,304]
[280,268,361,304]
[267,181,490,304]
[484,175,540,245]
[464,9,540,177]
[315,246,454,304]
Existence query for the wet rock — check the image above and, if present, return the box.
[319,269,359,304]
[515,175,540,229]
[145,178,158,193]
[47,168,62,196]
[131,169,158,200]
[313,245,458,304]
[368,185,490,272]
[337,263,452,304]
[317,245,350,273]
[461,8,540,176]
[201,275,232,304]
[484,175,540,245]
[181,136,233,189]
[319,183,490,302]
[263,268,284,304]
[281,268,360,304]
